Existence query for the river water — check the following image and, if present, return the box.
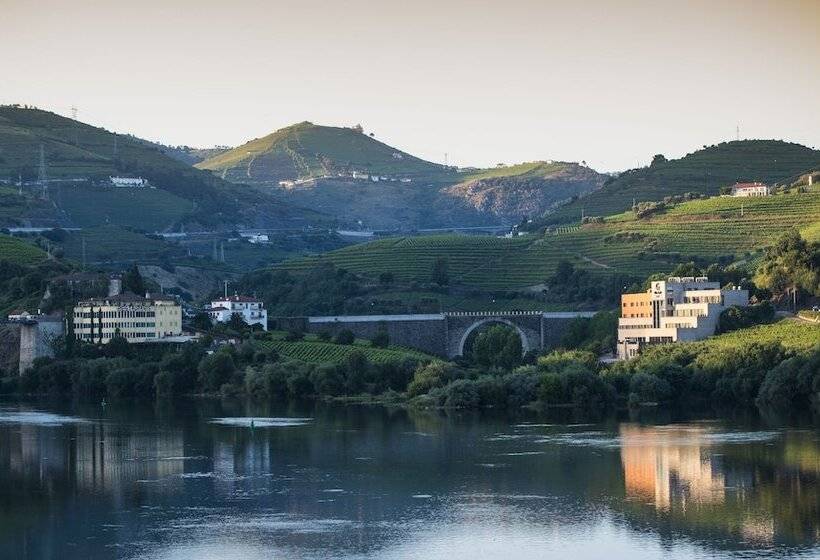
[0,399,818,559]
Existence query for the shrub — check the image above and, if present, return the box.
[444,379,480,409]
[335,329,355,345]
[371,330,389,348]
[407,362,456,398]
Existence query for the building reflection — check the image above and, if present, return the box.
[620,424,727,510]
[0,420,187,495]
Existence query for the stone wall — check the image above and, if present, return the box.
[306,315,448,356]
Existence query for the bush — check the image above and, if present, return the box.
[335,329,355,345]
[371,330,389,348]
[444,379,480,409]
[407,362,455,398]
[317,330,332,342]
[197,351,236,393]
[285,329,305,341]
[716,302,775,334]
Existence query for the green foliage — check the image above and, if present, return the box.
[559,312,617,354]
[122,264,145,295]
[0,235,48,265]
[717,302,775,334]
[431,256,449,286]
[197,351,236,392]
[470,325,522,369]
[334,329,355,345]
[754,229,820,299]
[371,329,389,348]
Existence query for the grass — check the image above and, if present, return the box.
[54,185,194,231]
[0,234,47,265]
[275,190,820,290]
[59,226,184,265]
[197,121,455,184]
[544,140,820,224]
[260,331,435,364]
[459,161,565,182]
[700,319,820,352]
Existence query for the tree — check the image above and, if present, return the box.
[227,312,248,331]
[197,352,236,392]
[371,328,389,348]
[650,154,667,167]
[335,329,355,345]
[470,325,522,369]
[122,264,145,295]
[431,257,449,286]
[754,229,820,303]
[191,312,213,331]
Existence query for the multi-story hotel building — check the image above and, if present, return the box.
[617,276,748,360]
[73,293,182,344]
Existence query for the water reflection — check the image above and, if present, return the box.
[0,401,817,559]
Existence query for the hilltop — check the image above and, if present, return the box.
[196,121,450,184]
[542,140,820,224]
[0,106,319,230]
[197,122,607,227]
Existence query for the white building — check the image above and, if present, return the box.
[73,294,182,344]
[208,295,267,330]
[617,276,748,360]
[109,176,147,187]
[730,182,770,197]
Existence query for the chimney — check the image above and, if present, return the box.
[108,275,122,297]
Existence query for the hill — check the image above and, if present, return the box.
[196,121,450,184]
[0,233,48,265]
[276,189,820,291]
[444,161,606,221]
[197,122,607,228]
[542,140,820,224]
[0,106,318,230]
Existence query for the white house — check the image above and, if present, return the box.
[109,176,147,187]
[208,295,267,330]
[617,276,749,360]
[731,182,770,197]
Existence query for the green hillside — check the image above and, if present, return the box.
[0,106,320,230]
[260,332,435,364]
[197,121,453,184]
[0,234,47,265]
[543,140,820,224]
[277,190,820,290]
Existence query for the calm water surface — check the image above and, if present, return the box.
[0,399,818,559]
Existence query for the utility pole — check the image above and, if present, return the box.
[71,106,79,145]
[736,123,740,141]
[224,280,228,299]
[37,144,48,199]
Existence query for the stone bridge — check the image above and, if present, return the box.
[274,311,596,358]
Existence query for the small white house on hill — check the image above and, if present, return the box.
[208,295,267,330]
[731,182,770,197]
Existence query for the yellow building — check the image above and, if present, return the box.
[73,293,182,344]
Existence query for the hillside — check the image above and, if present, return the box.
[276,189,820,291]
[196,121,451,184]
[0,233,48,265]
[542,140,820,224]
[444,161,606,220]
[0,106,317,230]
[197,122,607,227]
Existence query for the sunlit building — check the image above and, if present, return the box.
[617,276,748,359]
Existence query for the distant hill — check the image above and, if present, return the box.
[277,188,820,291]
[197,122,607,227]
[196,121,451,184]
[0,106,318,230]
[444,161,606,221]
[542,140,820,224]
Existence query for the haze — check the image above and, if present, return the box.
[2,0,818,171]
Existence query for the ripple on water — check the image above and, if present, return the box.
[209,417,312,428]
[0,410,89,426]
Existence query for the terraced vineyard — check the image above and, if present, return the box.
[260,334,435,364]
[276,191,820,290]
[694,319,820,352]
[0,234,47,265]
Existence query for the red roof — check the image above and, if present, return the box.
[215,295,260,303]
[733,182,767,189]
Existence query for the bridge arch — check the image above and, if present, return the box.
[456,318,531,358]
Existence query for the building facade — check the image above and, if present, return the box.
[730,182,770,197]
[73,294,182,344]
[109,176,146,187]
[617,276,748,360]
[208,295,267,330]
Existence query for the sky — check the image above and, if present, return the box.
[1,0,818,171]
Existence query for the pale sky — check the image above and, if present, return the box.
[1,0,818,171]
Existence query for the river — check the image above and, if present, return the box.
[0,399,818,559]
